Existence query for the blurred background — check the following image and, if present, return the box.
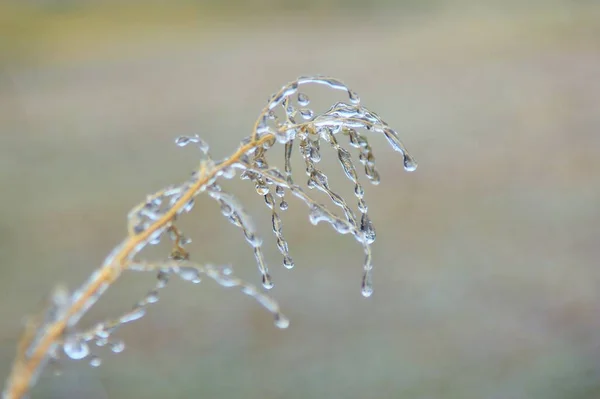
[1,0,599,398]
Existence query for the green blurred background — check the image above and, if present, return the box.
[1,0,599,398]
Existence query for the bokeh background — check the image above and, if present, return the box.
[1,0,599,398]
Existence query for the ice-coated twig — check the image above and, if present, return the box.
[237,164,357,237]
[128,260,288,327]
[238,163,376,296]
[206,183,273,289]
[56,258,288,370]
[4,75,417,399]
[240,143,295,270]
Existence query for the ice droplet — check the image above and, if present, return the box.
[156,270,170,289]
[256,117,269,134]
[283,256,294,270]
[360,213,376,244]
[275,314,290,329]
[264,193,275,209]
[297,92,310,106]
[145,290,160,304]
[285,103,296,117]
[255,182,269,196]
[299,108,314,120]
[183,198,195,213]
[120,307,146,324]
[111,341,125,353]
[403,154,418,172]
[175,136,191,147]
[354,184,364,199]
[333,219,352,235]
[275,185,285,197]
[175,135,209,153]
[338,149,359,186]
[308,206,328,225]
[220,166,236,179]
[262,274,274,290]
[95,327,110,339]
[89,356,102,367]
[63,337,90,360]
[178,267,201,283]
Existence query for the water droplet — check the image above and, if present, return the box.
[175,135,210,154]
[308,206,328,225]
[354,184,364,199]
[362,256,373,297]
[338,148,358,182]
[264,193,275,209]
[175,136,191,147]
[272,212,283,233]
[178,267,201,283]
[299,108,314,120]
[89,356,102,367]
[403,154,418,171]
[255,183,269,196]
[348,90,360,104]
[262,274,274,290]
[183,199,195,213]
[276,128,296,144]
[283,256,294,270]
[148,231,162,246]
[275,314,290,329]
[156,271,170,289]
[297,92,310,106]
[111,341,125,353]
[262,137,275,149]
[275,185,285,197]
[245,232,263,248]
[240,170,251,180]
[333,220,352,235]
[285,103,296,117]
[358,198,368,212]
[196,138,210,154]
[366,152,376,166]
[256,117,269,134]
[279,200,288,210]
[361,213,376,244]
[309,146,321,162]
[145,290,159,304]
[347,130,360,147]
[220,201,234,217]
[220,166,236,179]
[365,165,380,185]
[95,327,110,339]
[310,170,329,189]
[361,284,373,298]
[120,307,146,324]
[63,337,90,360]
